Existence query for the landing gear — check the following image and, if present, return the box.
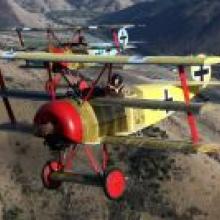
[41,143,127,200]
[42,160,63,189]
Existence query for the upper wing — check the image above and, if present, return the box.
[0,24,143,32]
[101,136,220,154]
[1,52,220,65]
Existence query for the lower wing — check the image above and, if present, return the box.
[92,97,218,114]
[101,136,220,154]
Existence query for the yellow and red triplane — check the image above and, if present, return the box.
[0,51,220,199]
[0,24,142,60]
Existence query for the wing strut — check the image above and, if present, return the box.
[112,28,121,53]
[16,29,25,48]
[84,64,112,101]
[178,65,199,144]
[0,70,16,124]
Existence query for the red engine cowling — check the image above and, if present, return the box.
[34,100,83,144]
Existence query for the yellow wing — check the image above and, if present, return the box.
[2,51,220,65]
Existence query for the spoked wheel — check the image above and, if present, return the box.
[104,168,126,200]
[42,160,63,190]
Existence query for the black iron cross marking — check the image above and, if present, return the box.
[164,89,173,114]
[194,66,209,82]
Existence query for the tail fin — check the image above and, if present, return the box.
[118,27,129,50]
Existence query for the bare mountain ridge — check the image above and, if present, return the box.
[14,0,147,13]
[66,0,147,13]
[0,0,148,27]
[97,0,220,54]
[0,0,20,27]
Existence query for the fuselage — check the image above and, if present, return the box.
[61,83,202,145]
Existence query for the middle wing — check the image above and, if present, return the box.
[0,89,217,114]
[91,97,217,114]
[0,89,65,101]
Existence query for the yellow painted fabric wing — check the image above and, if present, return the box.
[1,51,220,65]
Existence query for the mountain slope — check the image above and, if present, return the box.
[67,0,147,12]
[14,0,72,12]
[0,0,148,27]
[12,0,147,14]
[96,0,220,54]
[0,0,20,27]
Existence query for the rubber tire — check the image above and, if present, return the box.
[42,160,62,190]
[104,168,126,200]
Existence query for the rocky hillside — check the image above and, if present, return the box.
[14,0,147,13]
[66,0,147,13]
[13,0,72,12]
[3,0,220,54]
[0,0,148,27]
[97,0,220,55]
[0,0,20,27]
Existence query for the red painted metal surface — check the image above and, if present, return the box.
[49,46,70,68]
[45,60,56,100]
[84,145,102,175]
[105,169,126,200]
[42,160,62,189]
[45,73,62,100]
[178,66,200,144]
[102,144,109,171]
[112,29,120,53]
[63,145,78,171]
[34,100,83,143]
[84,64,108,101]
[79,80,89,91]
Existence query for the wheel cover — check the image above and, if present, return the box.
[42,161,62,189]
[105,169,126,199]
